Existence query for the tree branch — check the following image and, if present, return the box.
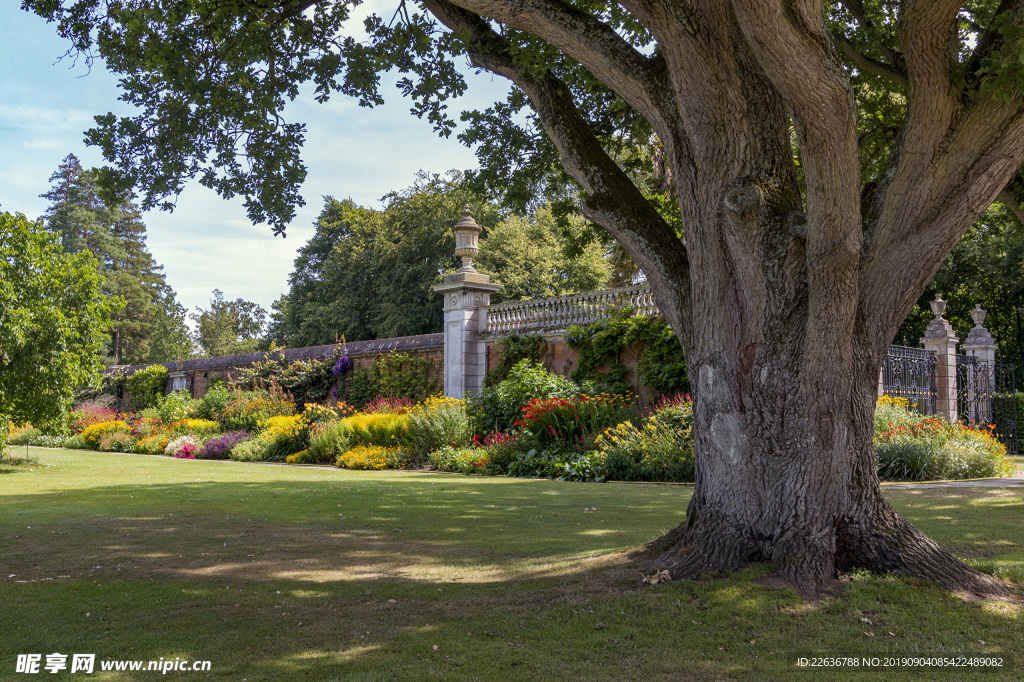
[831,30,908,88]
[422,0,692,337]
[837,0,904,70]
[999,188,1024,227]
[444,0,668,127]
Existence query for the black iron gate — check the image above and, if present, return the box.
[956,354,1018,455]
[882,345,937,415]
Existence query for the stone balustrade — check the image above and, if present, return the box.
[485,284,659,335]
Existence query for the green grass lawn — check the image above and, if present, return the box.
[1,449,1022,680]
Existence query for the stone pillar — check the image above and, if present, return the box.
[432,207,501,398]
[920,296,959,422]
[962,305,998,423]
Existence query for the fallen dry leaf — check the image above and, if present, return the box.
[642,570,673,585]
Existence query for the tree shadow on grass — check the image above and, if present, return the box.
[0,475,688,588]
[3,464,1023,680]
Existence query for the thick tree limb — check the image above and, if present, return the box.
[896,0,962,151]
[858,4,1024,348]
[422,0,692,337]
[730,0,862,390]
[831,30,908,88]
[999,188,1024,227]
[443,0,670,129]
[862,109,1024,350]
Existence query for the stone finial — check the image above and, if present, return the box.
[970,304,987,327]
[922,295,956,342]
[964,303,996,348]
[452,205,482,273]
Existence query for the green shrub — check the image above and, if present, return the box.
[428,445,489,474]
[81,421,129,449]
[407,396,471,461]
[336,444,410,470]
[262,428,308,462]
[170,419,221,438]
[594,396,695,483]
[505,448,605,482]
[286,450,322,464]
[230,439,268,462]
[596,418,695,483]
[307,422,354,463]
[564,309,689,396]
[874,397,1012,481]
[235,346,341,406]
[126,365,169,409]
[516,393,638,451]
[342,412,412,447]
[98,431,136,453]
[63,433,87,449]
[135,433,170,455]
[476,432,521,475]
[337,351,440,409]
[219,390,296,432]
[158,390,200,423]
[484,333,548,387]
[195,385,233,421]
[467,360,580,435]
[25,433,69,448]
[8,428,42,446]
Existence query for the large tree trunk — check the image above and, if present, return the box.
[649,330,1008,597]
[430,0,1022,599]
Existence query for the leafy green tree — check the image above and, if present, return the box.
[26,0,1024,596]
[270,172,498,345]
[192,289,268,357]
[475,205,610,303]
[1,212,114,453]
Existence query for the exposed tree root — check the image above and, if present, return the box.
[639,506,1012,601]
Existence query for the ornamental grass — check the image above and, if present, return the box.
[874,397,1012,481]
[406,395,471,461]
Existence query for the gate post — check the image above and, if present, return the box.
[962,305,998,422]
[433,206,501,398]
[920,296,959,422]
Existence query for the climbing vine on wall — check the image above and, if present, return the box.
[564,308,688,397]
[338,351,441,408]
[484,332,549,387]
[236,344,342,406]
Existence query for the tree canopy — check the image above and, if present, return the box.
[23,0,1024,596]
[192,289,268,357]
[476,205,611,303]
[269,173,611,346]
[0,212,114,453]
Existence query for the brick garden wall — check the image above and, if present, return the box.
[484,333,654,404]
[113,333,444,400]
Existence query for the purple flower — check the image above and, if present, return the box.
[198,431,251,459]
[332,353,354,376]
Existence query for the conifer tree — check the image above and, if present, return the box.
[40,154,191,365]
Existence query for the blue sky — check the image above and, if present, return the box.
[0,3,510,316]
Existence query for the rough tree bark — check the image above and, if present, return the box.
[424,0,1024,597]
